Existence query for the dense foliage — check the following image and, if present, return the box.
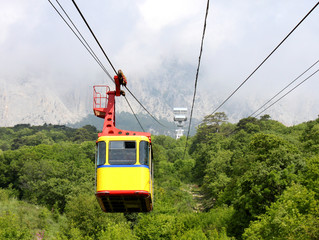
[0,114,318,239]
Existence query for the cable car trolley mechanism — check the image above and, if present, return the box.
[93,70,153,213]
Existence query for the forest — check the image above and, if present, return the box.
[0,113,319,239]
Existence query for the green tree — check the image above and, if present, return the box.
[180,228,207,240]
[134,214,184,240]
[190,112,230,153]
[236,117,260,133]
[259,114,271,121]
[301,155,319,197]
[98,222,137,240]
[243,184,319,240]
[222,133,304,237]
[72,127,96,143]
[63,193,126,239]
[2,142,95,211]
[0,211,33,239]
[202,149,233,209]
[301,119,319,155]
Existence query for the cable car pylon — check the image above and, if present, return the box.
[173,107,187,139]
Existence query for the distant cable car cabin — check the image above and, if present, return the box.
[93,71,153,212]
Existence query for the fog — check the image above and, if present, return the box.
[1,0,319,125]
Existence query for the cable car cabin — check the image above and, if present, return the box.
[95,135,153,212]
[93,72,153,213]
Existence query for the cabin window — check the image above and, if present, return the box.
[139,141,149,166]
[96,141,106,166]
[109,141,136,165]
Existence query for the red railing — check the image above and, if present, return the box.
[93,85,110,109]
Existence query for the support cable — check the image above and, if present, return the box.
[124,87,168,129]
[50,0,146,129]
[226,62,319,137]
[250,59,319,117]
[209,1,319,116]
[71,0,117,75]
[50,0,167,129]
[183,0,210,159]
[48,0,114,82]
[254,68,319,118]
[124,96,146,132]
[71,0,168,129]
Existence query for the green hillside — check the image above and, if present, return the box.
[0,113,319,239]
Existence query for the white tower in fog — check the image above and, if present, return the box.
[173,107,187,139]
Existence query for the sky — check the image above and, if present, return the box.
[1,0,319,125]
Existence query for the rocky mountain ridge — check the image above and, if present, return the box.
[1,70,318,128]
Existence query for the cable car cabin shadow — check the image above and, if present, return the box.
[93,79,153,213]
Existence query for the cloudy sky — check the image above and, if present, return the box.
[1,0,319,124]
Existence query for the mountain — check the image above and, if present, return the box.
[0,61,199,136]
[1,60,318,130]
[0,77,89,127]
[0,74,194,137]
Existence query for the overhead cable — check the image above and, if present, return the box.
[55,0,114,81]
[250,59,319,117]
[124,96,145,132]
[50,0,146,129]
[183,0,210,159]
[254,68,319,118]
[71,0,168,129]
[224,60,319,138]
[209,1,319,115]
[71,0,117,75]
[48,0,114,82]
[51,0,167,130]
[124,87,168,129]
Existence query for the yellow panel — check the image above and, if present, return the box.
[97,166,151,192]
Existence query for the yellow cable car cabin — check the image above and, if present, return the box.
[96,135,153,212]
[93,71,153,212]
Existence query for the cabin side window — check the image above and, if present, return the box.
[139,141,149,166]
[96,141,106,166]
[109,141,136,165]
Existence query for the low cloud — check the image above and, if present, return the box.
[1,0,319,125]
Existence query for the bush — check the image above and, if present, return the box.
[243,184,319,240]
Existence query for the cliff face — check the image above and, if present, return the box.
[0,69,318,127]
[0,78,90,127]
[0,70,207,127]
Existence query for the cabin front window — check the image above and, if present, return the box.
[109,141,136,165]
[139,141,149,166]
[96,141,106,166]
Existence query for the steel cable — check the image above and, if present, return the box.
[209,1,319,116]
[183,0,210,159]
